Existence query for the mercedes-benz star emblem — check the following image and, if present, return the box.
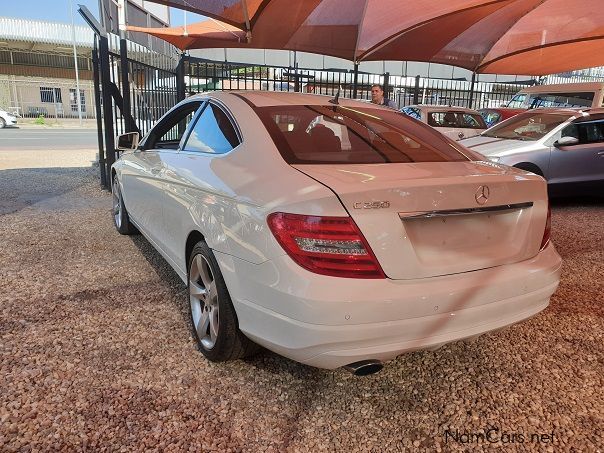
[475,185,490,205]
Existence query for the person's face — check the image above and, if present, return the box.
[371,86,383,103]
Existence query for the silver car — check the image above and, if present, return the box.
[460,108,604,196]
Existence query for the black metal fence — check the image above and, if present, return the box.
[183,57,604,112]
[107,51,179,137]
[185,58,379,100]
[183,57,542,110]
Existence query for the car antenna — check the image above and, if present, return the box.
[328,87,341,106]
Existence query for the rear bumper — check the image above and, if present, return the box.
[216,244,562,369]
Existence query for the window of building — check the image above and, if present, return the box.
[40,87,62,104]
[69,89,86,113]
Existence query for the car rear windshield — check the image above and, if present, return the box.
[482,112,571,141]
[254,105,472,164]
[427,111,487,129]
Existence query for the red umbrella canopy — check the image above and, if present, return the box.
[127,19,247,50]
[140,0,604,75]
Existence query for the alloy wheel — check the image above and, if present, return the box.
[189,254,219,349]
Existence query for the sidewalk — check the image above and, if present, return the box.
[15,118,97,129]
[0,148,98,170]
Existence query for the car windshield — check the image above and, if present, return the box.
[254,105,474,164]
[482,112,571,141]
[506,91,595,108]
[527,92,594,108]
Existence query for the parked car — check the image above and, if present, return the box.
[0,108,18,128]
[506,82,604,109]
[111,92,561,374]
[460,108,604,196]
[479,107,525,127]
[401,105,487,140]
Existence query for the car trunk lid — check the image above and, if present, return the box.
[293,161,549,280]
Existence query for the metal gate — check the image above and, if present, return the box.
[82,6,182,188]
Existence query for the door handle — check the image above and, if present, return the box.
[598,151,604,157]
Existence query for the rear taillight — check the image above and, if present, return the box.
[267,212,386,279]
[540,203,551,251]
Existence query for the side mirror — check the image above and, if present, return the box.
[554,136,579,147]
[116,132,140,151]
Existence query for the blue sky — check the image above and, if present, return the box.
[1,0,205,27]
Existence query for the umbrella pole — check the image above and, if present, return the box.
[352,62,359,99]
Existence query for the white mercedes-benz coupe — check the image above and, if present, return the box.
[111,91,562,375]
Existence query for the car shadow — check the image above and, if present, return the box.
[126,230,332,378]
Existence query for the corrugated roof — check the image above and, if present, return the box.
[0,17,94,48]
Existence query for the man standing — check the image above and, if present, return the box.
[370,84,397,108]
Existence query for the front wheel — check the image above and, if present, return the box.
[0,118,5,129]
[188,241,258,362]
[111,175,138,235]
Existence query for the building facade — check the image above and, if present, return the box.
[0,1,171,121]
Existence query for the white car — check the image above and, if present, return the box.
[0,108,18,128]
[401,105,488,140]
[111,92,562,375]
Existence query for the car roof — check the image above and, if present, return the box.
[189,90,393,110]
[515,107,604,116]
[518,82,604,93]
[478,107,525,112]
[404,105,481,114]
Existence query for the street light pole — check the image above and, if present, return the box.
[69,0,83,126]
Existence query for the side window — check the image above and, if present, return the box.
[481,111,501,127]
[460,114,486,129]
[145,101,202,150]
[429,112,458,127]
[183,103,240,154]
[576,119,604,144]
[561,123,579,141]
[506,94,526,108]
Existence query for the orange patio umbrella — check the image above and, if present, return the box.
[127,19,247,50]
[136,0,604,75]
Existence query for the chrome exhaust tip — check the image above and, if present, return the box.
[343,360,383,376]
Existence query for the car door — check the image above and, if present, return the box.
[159,100,242,270]
[549,116,604,187]
[121,100,202,248]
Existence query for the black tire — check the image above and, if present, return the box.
[111,175,138,235]
[187,241,258,362]
[0,118,5,129]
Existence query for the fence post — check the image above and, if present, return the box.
[468,72,476,109]
[352,62,359,99]
[92,43,106,187]
[176,54,186,102]
[413,75,420,104]
[79,5,114,189]
[99,35,115,188]
[383,71,390,104]
[119,37,135,133]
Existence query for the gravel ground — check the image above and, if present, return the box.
[0,164,602,452]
